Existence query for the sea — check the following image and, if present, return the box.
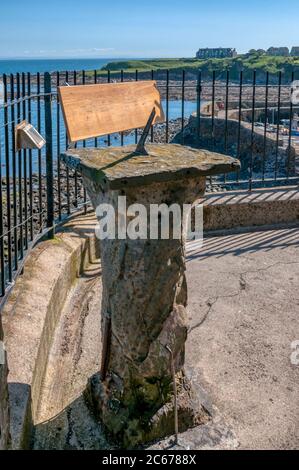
[0,58,117,75]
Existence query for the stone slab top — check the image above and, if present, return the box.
[61,144,240,190]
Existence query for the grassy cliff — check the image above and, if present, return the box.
[100,54,299,81]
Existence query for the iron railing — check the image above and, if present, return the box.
[0,67,298,302]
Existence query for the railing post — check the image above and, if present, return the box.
[44,72,54,239]
[196,70,202,143]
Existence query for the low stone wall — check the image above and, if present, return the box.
[198,187,299,233]
[227,106,299,124]
[1,212,100,449]
[0,318,10,449]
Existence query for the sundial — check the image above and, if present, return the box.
[59,81,240,447]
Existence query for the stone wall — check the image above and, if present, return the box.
[173,115,296,179]
[0,317,10,449]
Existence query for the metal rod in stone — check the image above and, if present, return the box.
[134,107,156,155]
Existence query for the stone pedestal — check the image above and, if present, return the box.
[62,144,239,447]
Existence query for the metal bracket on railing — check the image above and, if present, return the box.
[134,107,156,155]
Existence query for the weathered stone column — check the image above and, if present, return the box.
[62,144,239,447]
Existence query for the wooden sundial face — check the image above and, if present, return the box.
[58,80,165,144]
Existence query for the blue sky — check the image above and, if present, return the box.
[0,0,298,59]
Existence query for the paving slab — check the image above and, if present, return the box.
[186,227,299,449]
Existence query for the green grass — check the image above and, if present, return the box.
[100,58,202,72]
[97,53,299,80]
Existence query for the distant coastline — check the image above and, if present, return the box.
[0,58,123,75]
[1,52,299,83]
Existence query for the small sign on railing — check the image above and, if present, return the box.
[15,120,46,152]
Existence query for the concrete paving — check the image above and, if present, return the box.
[186,226,299,449]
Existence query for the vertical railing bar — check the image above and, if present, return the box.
[10,74,18,270]
[120,70,124,146]
[274,71,282,180]
[0,124,5,295]
[151,70,154,142]
[196,70,202,145]
[44,72,54,239]
[107,70,111,147]
[236,70,243,183]
[21,72,28,249]
[211,70,216,153]
[27,72,33,241]
[135,69,138,145]
[73,69,77,87]
[249,70,256,191]
[181,69,185,145]
[82,70,87,214]
[224,69,229,183]
[3,74,12,282]
[16,73,23,257]
[56,71,61,221]
[73,70,78,208]
[166,69,169,143]
[94,69,98,147]
[286,70,294,180]
[37,72,43,228]
[262,71,269,182]
[65,70,70,215]
[210,70,216,185]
